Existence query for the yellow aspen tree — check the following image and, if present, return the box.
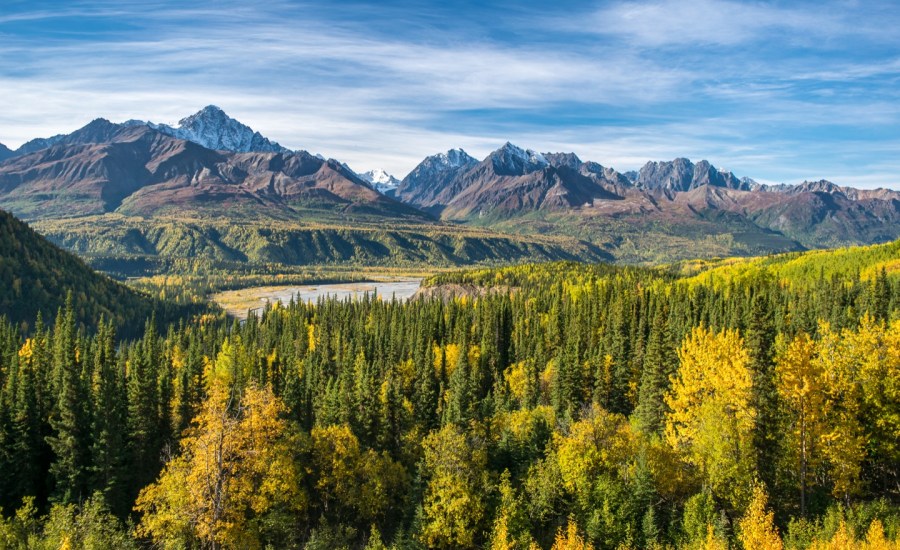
[809,519,857,550]
[550,518,595,550]
[136,381,305,549]
[665,326,756,510]
[490,513,514,550]
[861,519,898,550]
[420,424,488,549]
[738,484,783,550]
[850,317,900,487]
[555,405,633,506]
[700,524,728,550]
[815,322,865,502]
[775,332,825,517]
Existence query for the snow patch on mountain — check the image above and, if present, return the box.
[359,169,401,193]
[490,142,550,175]
[126,105,290,154]
[433,148,476,169]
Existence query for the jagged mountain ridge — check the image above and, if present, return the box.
[396,143,900,249]
[3,106,900,260]
[125,105,291,154]
[395,143,631,217]
[635,157,751,191]
[10,105,293,158]
[0,123,426,222]
[393,148,479,208]
[15,118,127,156]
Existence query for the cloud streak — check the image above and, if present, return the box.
[0,0,899,188]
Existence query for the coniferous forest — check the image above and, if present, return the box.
[0,251,898,549]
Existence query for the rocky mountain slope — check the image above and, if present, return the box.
[0,121,425,222]
[393,148,479,210]
[634,157,752,191]
[3,106,899,264]
[396,143,900,251]
[0,143,13,162]
[126,105,291,154]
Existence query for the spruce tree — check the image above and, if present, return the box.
[46,293,89,504]
[634,304,675,435]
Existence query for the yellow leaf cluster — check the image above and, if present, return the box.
[136,384,305,549]
[738,485,782,550]
[665,326,756,508]
[550,518,594,550]
[555,405,632,498]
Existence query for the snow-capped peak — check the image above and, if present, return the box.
[434,148,476,169]
[360,169,400,186]
[133,105,290,154]
[491,142,549,175]
[358,169,401,193]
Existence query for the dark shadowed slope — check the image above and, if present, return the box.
[0,208,187,333]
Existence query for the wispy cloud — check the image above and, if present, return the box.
[0,0,899,187]
[572,0,899,49]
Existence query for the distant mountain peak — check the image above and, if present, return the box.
[435,148,476,168]
[637,157,747,191]
[792,179,845,195]
[490,142,549,175]
[131,106,291,154]
[360,169,399,185]
[0,142,13,163]
[544,152,583,170]
[358,169,401,193]
[176,105,229,127]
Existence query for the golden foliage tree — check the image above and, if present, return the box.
[554,404,633,505]
[775,332,825,516]
[700,525,728,550]
[420,424,488,549]
[816,322,866,502]
[738,484,783,550]
[666,326,756,509]
[550,518,594,550]
[135,380,305,549]
[310,424,407,523]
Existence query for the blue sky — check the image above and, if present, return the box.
[2,0,900,187]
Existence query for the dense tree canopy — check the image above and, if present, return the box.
[0,252,898,548]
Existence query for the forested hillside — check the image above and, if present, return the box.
[677,238,900,288]
[0,209,190,333]
[0,243,898,548]
[31,215,609,276]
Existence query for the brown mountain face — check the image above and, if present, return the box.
[400,143,626,218]
[0,123,428,222]
[398,145,900,249]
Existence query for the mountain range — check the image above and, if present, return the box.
[0,116,422,222]
[396,146,900,250]
[1,106,899,266]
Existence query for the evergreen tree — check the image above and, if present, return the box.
[89,319,128,513]
[127,319,161,498]
[634,304,675,435]
[46,294,90,504]
[745,292,780,494]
